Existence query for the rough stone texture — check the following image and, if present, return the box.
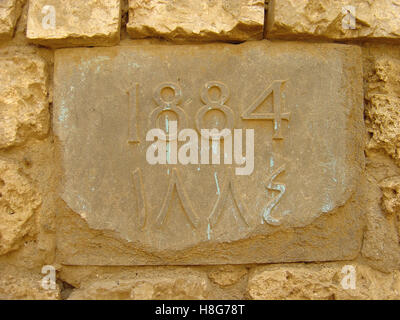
[362,150,400,272]
[0,0,24,41]
[0,265,60,300]
[208,266,248,287]
[378,175,400,255]
[267,0,400,41]
[362,45,400,273]
[53,41,364,265]
[380,176,400,215]
[0,53,49,149]
[247,263,400,300]
[127,0,264,41]
[0,0,399,301]
[68,274,209,300]
[365,54,400,165]
[0,158,41,255]
[27,0,121,48]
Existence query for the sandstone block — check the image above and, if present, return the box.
[68,276,209,300]
[267,0,400,41]
[0,0,23,41]
[0,270,60,300]
[127,0,265,41]
[379,176,400,245]
[208,266,247,287]
[0,54,49,149]
[27,0,121,47]
[247,263,400,300]
[361,175,400,272]
[365,54,400,165]
[0,159,41,255]
[53,41,364,265]
[380,176,400,215]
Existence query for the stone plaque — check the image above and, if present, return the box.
[54,41,364,265]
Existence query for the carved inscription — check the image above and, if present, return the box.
[208,176,250,228]
[149,82,189,141]
[241,80,290,140]
[128,83,140,143]
[155,168,200,229]
[132,168,147,229]
[130,80,290,230]
[263,164,286,225]
[195,81,235,138]
[54,43,364,265]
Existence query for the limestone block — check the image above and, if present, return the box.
[127,0,265,41]
[379,176,400,243]
[208,266,247,287]
[0,0,23,41]
[0,159,41,255]
[380,176,400,215]
[361,175,400,272]
[365,53,400,165]
[0,54,49,149]
[27,0,121,47]
[267,0,400,41]
[53,41,364,265]
[247,263,400,300]
[0,268,60,300]
[68,276,209,300]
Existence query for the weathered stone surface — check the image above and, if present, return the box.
[0,54,49,149]
[378,176,400,260]
[362,45,400,271]
[267,0,400,41]
[0,265,60,300]
[27,0,121,48]
[69,275,209,300]
[208,266,247,287]
[0,159,41,255]
[54,41,364,265]
[127,0,264,41]
[360,160,400,272]
[365,54,400,164]
[0,275,60,300]
[247,263,400,300]
[380,176,400,215]
[0,0,23,41]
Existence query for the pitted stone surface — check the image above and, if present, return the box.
[27,0,121,47]
[54,41,364,265]
[0,159,41,255]
[127,0,264,41]
[0,0,23,41]
[0,54,49,149]
[267,0,400,41]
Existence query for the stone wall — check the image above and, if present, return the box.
[0,0,399,300]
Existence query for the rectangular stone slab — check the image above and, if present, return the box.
[54,41,364,265]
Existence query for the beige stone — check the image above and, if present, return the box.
[53,41,364,265]
[365,54,400,165]
[208,266,247,287]
[0,159,41,255]
[379,176,400,245]
[127,0,264,41]
[0,0,23,41]
[247,263,400,300]
[380,176,400,215]
[362,46,400,272]
[26,0,121,48]
[0,54,49,149]
[361,168,400,272]
[69,275,209,300]
[267,0,400,41]
[0,268,60,300]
